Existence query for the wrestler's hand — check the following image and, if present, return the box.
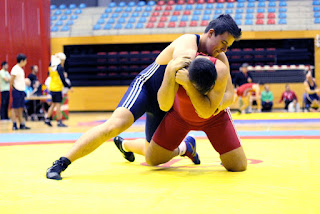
[169,56,191,72]
[175,68,190,87]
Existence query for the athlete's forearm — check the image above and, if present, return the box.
[219,73,235,110]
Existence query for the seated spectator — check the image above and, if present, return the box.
[24,78,42,119]
[304,71,320,112]
[261,85,274,112]
[279,84,298,111]
[288,99,300,112]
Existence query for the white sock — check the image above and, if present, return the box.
[122,141,130,152]
[178,141,186,156]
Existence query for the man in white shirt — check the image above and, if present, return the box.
[10,54,30,130]
[0,61,11,120]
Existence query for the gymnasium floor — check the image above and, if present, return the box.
[0,111,320,214]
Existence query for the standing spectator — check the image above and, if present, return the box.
[10,54,30,130]
[261,85,274,112]
[304,70,320,112]
[44,53,71,127]
[27,65,38,88]
[279,84,298,111]
[0,61,10,120]
[233,63,253,87]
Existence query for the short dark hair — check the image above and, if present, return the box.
[17,53,27,63]
[1,61,7,67]
[31,65,36,71]
[204,14,242,40]
[188,58,218,95]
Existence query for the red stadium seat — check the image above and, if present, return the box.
[177,0,185,5]
[179,21,187,27]
[267,19,275,24]
[157,22,165,28]
[217,0,225,2]
[200,20,209,26]
[173,11,181,16]
[256,19,264,25]
[162,11,170,16]
[227,0,235,2]
[155,6,162,11]
[167,0,175,5]
[146,23,154,28]
[267,13,275,19]
[165,5,173,11]
[257,13,264,19]
[168,22,176,27]
[157,0,165,6]
[183,10,191,15]
[197,0,205,3]
[149,17,157,22]
[207,0,215,3]
[187,0,195,4]
[152,12,160,16]
[189,21,198,26]
[160,16,168,22]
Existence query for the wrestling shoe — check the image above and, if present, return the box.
[182,136,200,165]
[114,136,135,162]
[46,157,71,180]
[57,123,68,127]
[44,119,52,127]
[20,124,31,130]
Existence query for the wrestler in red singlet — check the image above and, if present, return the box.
[153,56,241,155]
[236,83,255,97]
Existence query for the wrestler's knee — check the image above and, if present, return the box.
[220,147,247,172]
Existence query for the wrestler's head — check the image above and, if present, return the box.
[188,57,217,95]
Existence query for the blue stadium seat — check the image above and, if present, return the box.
[268,2,276,7]
[125,7,132,12]
[138,17,147,23]
[191,15,199,21]
[314,7,320,12]
[246,9,254,14]
[147,1,156,6]
[51,16,57,21]
[185,5,193,10]
[111,13,119,18]
[107,18,115,24]
[145,6,152,12]
[141,12,149,17]
[79,3,86,9]
[115,7,122,13]
[128,18,136,23]
[135,7,142,12]
[213,14,219,19]
[55,20,63,26]
[268,8,276,13]
[278,8,287,13]
[216,3,224,9]
[64,9,72,15]
[51,26,59,32]
[195,4,203,10]
[104,24,112,30]
[128,1,136,7]
[69,4,76,9]
[118,18,126,24]
[181,15,189,21]
[257,8,265,13]
[236,20,242,25]
[238,0,245,2]
[315,18,320,23]
[236,9,244,14]
[105,8,112,13]
[61,25,70,31]
[50,5,57,10]
[315,12,320,17]
[202,15,210,20]
[235,14,242,20]
[59,4,66,10]
[247,2,255,8]
[258,2,266,7]
[121,13,129,18]
[97,19,105,24]
[206,4,213,10]
[279,13,287,18]
[227,3,234,8]
[204,10,212,15]
[170,16,178,22]
[138,1,146,6]
[248,0,255,2]
[245,14,253,19]
[114,24,123,29]
[108,2,116,8]
[313,1,320,6]
[194,10,202,15]
[131,12,140,17]
[278,19,287,24]
[215,9,223,15]
[93,24,101,30]
[237,3,244,8]
[66,20,74,25]
[54,10,62,15]
[175,5,183,10]
[258,0,266,2]
[245,19,253,25]
[279,2,287,7]
[70,15,78,20]
[269,0,276,1]
[225,9,233,14]
[60,15,68,20]
[74,9,82,14]
[125,23,133,29]
[135,23,144,29]
[119,2,126,7]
